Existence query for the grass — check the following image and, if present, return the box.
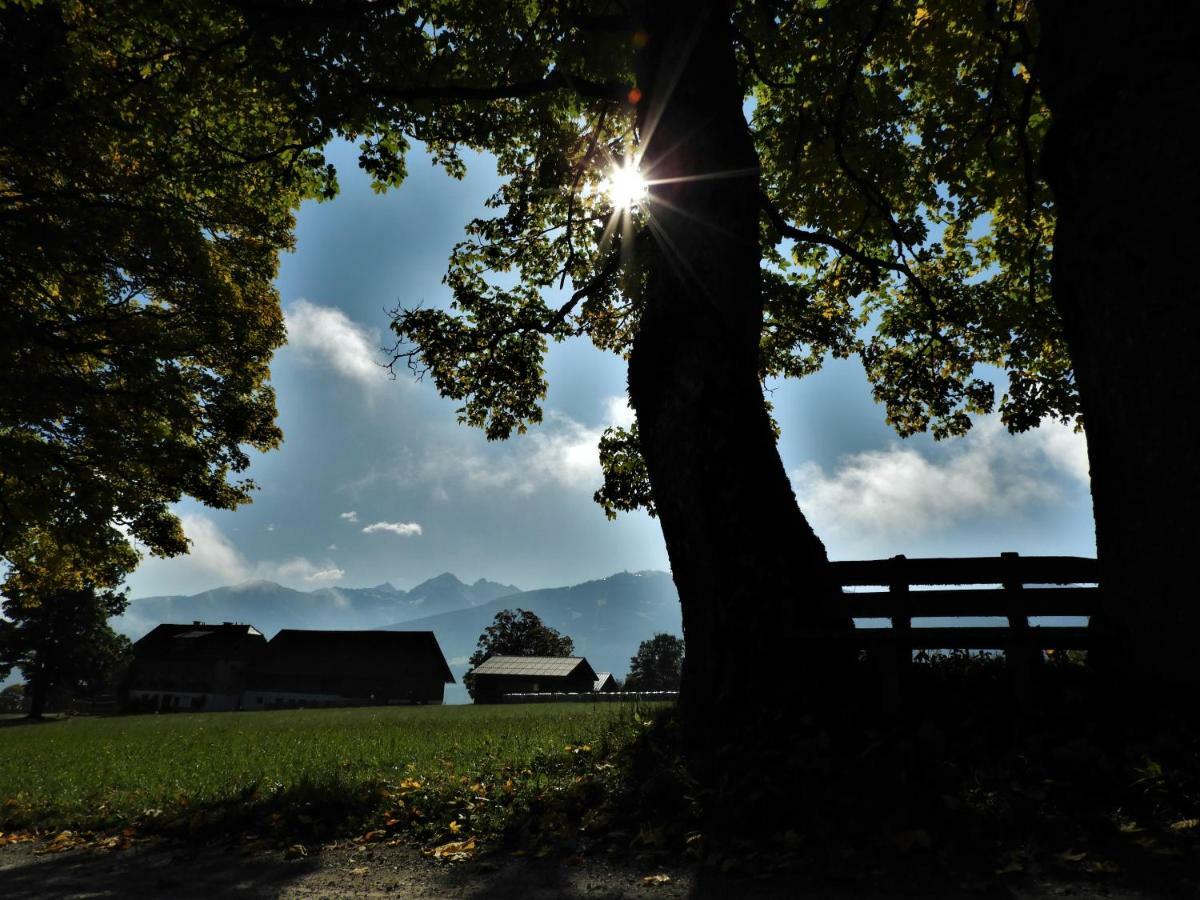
[0,702,654,848]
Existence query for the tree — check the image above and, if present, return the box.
[464,609,574,700]
[0,530,135,719]
[1033,2,1200,691]
[0,684,25,715]
[0,0,382,568]
[625,634,684,692]
[369,0,1054,735]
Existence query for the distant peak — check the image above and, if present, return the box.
[411,572,464,591]
[371,582,399,592]
[230,579,283,592]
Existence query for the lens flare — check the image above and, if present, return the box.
[603,164,647,211]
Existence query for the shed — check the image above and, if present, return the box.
[246,630,454,708]
[128,622,266,712]
[593,672,618,692]
[467,655,597,703]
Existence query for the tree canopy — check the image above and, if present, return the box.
[0,529,133,718]
[625,633,683,692]
[0,0,374,567]
[464,608,574,699]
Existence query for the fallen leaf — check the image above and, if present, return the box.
[1170,818,1199,831]
[350,866,369,876]
[449,820,462,834]
[643,874,672,885]
[428,837,476,861]
[1056,849,1087,862]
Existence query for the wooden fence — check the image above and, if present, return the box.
[827,551,1100,708]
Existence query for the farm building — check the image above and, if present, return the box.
[593,672,618,692]
[468,655,597,703]
[127,622,267,712]
[245,630,455,709]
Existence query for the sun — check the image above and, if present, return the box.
[602,163,648,211]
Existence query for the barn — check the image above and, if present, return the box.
[127,622,267,712]
[593,672,618,692]
[468,655,597,703]
[245,630,455,708]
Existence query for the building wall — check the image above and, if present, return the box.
[472,672,594,703]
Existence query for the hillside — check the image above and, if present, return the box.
[117,573,519,642]
[381,571,682,704]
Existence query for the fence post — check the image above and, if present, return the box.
[882,554,910,715]
[1001,551,1035,709]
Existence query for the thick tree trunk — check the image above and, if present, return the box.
[1037,4,1200,690]
[628,1,852,741]
[27,666,47,719]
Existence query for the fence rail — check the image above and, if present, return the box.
[835,551,1100,709]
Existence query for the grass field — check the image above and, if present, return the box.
[0,703,653,845]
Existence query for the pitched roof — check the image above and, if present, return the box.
[470,655,596,681]
[593,672,616,691]
[133,622,264,656]
[267,630,455,683]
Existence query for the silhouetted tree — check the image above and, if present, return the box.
[1034,1,1200,691]
[0,530,134,719]
[625,634,684,692]
[0,684,25,714]
[464,609,574,700]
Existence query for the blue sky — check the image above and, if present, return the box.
[124,140,1096,599]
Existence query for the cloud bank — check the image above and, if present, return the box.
[144,514,347,590]
[790,416,1090,551]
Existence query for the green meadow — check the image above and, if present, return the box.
[0,704,650,843]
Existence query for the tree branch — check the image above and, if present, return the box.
[373,66,632,105]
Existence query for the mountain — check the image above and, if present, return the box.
[118,573,519,642]
[118,570,682,705]
[380,571,682,704]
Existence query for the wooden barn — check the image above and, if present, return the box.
[127,622,267,712]
[593,672,618,692]
[245,630,454,708]
[468,655,597,703]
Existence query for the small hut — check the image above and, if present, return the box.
[468,655,597,703]
[593,672,618,692]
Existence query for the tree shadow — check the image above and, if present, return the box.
[0,842,320,899]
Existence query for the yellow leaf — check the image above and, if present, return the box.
[449,820,462,834]
[350,866,369,876]
[643,874,672,885]
[428,836,477,861]
[1170,818,1199,831]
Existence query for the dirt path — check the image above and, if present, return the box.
[0,839,1171,898]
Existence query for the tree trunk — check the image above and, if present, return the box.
[1037,3,1200,690]
[628,1,852,742]
[27,666,47,719]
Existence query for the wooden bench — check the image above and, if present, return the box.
[827,552,1100,709]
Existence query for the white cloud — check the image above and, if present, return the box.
[339,510,359,523]
[131,515,348,594]
[178,513,251,583]
[362,521,423,536]
[284,299,385,387]
[603,395,636,429]
[422,411,604,496]
[303,567,346,584]
[790,416,1090,546]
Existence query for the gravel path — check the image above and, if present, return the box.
[0,839,1171,898]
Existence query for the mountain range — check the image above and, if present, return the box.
[118,571,682,704]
